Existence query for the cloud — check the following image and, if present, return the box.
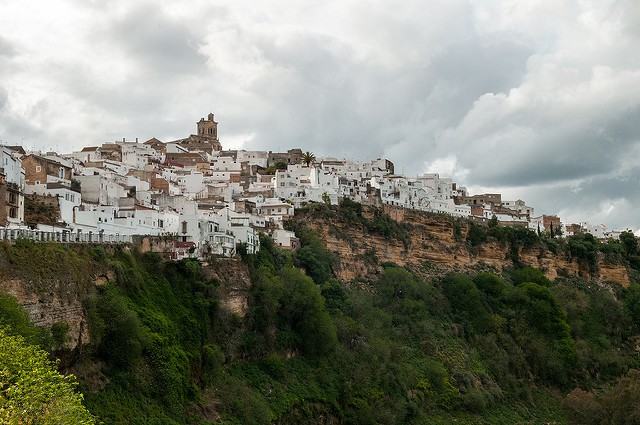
[427,1,640,192]
[515,166,640,231]
[1,0,640,231]
[0,36,16,58]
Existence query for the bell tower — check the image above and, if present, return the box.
[197,113,218,139]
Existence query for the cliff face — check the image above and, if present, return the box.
[0,244,252,353]
[0,244,114,351]
[202,258,252,317]
[295,206,630,287]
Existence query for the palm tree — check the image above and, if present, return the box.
[301,151,316,167]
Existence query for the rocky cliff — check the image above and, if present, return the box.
[0,243,104,351]
[0,244,252,355]
[202,258,252,317]
[292,204,630,287]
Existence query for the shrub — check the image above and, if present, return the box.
[86,286,146,369]
[51,321,70,349]
[510,266,553,287]
[0,291,50,349]
[467,223,488,247]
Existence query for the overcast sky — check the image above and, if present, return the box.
[1,0,639,232]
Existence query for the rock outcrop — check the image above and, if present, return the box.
[294,206,630,287]
[202,258,252,317]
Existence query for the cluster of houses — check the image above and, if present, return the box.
[0,113,624,259]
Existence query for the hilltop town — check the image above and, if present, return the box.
[0,113,623,258]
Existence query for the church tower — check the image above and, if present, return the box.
[197,113,218,139]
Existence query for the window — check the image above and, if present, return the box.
[36,166,42,172]
[182,221,188,234]
[59,167,65,178]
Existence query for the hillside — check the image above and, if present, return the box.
[1,204,640,424]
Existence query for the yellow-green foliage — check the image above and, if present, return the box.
[0,327,95,424]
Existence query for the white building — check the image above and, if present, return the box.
[272,228,299,249]
[177,171,206,198]
[416,173,454,201]
[0,146,25,226]
[75,174,127,206]
[236,150,268,168]
[502,199,534,217]
[211,155,242,172]
[119,141,155,169]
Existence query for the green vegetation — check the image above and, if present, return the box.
[80,228,640,423]
[0,290,94,423]
[301,151,316,167]
[466,222,640,277]
[0,327,96,424]
[466,222,539,262]
[0,290,51,349]
[2,222,640,423]
[264,161,288,175]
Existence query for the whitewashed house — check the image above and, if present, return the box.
[75,174,127,206]
[236,150,269,168]
[0,146,25,226]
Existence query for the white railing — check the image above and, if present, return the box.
[0,228,133,244]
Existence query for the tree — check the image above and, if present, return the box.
[620,231,639,255]
[279,268,337,355]
[70,179,81,193]
[0,327,96,424]
[85,286,145,369]
[301,151,316,167]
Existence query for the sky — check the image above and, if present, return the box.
[1,0,639,232]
